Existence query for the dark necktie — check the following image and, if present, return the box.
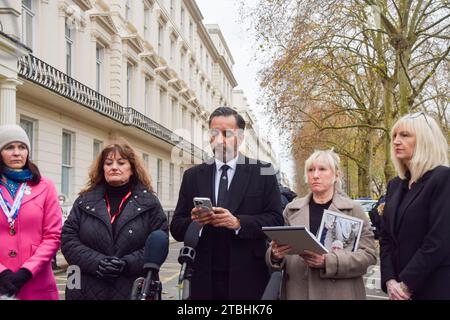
[217,165,230,207]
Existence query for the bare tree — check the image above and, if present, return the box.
[242,0,450,196]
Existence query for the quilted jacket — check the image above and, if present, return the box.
[61,182,168,300]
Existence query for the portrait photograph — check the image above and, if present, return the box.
[317,210,364,252]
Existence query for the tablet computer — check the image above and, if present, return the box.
[262,226,329,255]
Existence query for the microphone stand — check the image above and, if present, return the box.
[178,246,196,300]
[131,273,163,300]
[140,279,162,300]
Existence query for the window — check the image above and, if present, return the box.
[127,63,133,106]
[170,0,175,18]
[189,63,193,87]
[125,0,131,20]
[159,88,166,125]
[182,106,187,131]
[142,153,149,170]
[180,51,185,79]
[202,125,206,145]
[190,113,195,143]
[170,38,175,63]
[62,131,73,197]
[180,7,185,32]
[65,20,74,76]
[171,98,177,129]
[180,166,184,183]
[206,86,210,108]
[144,6,151,40]
[169,163,174,200]
[20,117,35,160]
[21,0,34,49]
[199,44,203,67]
[145,77,152,116]
[96,45,104,92]
[158,24,164,56]
[93,139,103,159]
[157,159,162,197]
[189,21,193,45]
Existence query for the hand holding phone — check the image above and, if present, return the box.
[192,197,215,226]
[193,197,213,214]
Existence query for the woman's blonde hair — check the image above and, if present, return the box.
[304,149,343,191]
[391,112,449,183]
[80,141,153,195]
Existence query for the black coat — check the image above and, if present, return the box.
[170,155,284,300]
[380,166,450,299]
[61,183,168,300]
[368,195,385,240]
[279,184,297,210]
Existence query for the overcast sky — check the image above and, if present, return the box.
[196,0,295,187]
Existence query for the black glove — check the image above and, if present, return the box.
[108,257,127,274]
[96,257,127,279]
[0,269,19,296]
[10,268,33,292]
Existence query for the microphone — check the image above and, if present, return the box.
[178,221,200,300]
[131,230,169,300]
[261,271,283,300]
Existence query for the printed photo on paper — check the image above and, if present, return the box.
[317,209,363,252]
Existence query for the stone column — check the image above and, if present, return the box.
[0,78,22,125]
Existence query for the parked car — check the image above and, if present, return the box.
[355,199,378,236]
[355,199,377,216]
[355,198,385,240]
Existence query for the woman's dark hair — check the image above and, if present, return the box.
[80,141,153,195]
[208,107,246,130]
[0,151,41,186]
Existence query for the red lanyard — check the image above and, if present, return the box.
[105,191,132,224]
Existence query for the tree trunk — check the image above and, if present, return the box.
[383,79,396,183]
[357,128,372,198]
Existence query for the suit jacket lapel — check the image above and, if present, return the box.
[394,182,425,232]
[226,155,251,215]
[197,162,215,205]
[387,184,403,236]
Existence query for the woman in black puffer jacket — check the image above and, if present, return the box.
[61,142,168,300]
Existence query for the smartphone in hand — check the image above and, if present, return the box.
[193,197,213,215]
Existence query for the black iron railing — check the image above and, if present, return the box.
[18,54,208,160]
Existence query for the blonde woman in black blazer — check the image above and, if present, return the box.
[380,112,450,300]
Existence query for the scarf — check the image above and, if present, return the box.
[0,168,33,198]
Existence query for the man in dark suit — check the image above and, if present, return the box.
[170,107,283,300]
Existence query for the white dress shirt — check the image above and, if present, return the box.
[214,155,238,205]
[199,155,241,237]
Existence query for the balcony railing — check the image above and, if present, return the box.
[18,54,207,161]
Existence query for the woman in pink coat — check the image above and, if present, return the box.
[0,125,61,300]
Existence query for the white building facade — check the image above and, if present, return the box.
[232,89,277,166]
[0,0,275,215]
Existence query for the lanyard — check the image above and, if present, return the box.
[105,191,132,224]
[0,183,27,228]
